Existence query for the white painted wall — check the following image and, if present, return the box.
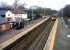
[5,10,28,22]
[15,14,28,22]
[15,14,28,19]
[22,14,28,19]
[5,11,14,18]
[5,10,16,22]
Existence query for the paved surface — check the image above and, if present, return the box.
[0,18,45,44]
[53,18,70,50]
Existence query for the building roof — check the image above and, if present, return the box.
[0,7,28,16]
[0,7,11,10]
[0,10,6,15]
[10,8,28,14]
[0,7,12,16]
[0,17,9,25]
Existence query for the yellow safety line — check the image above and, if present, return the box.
[43,18,59,50]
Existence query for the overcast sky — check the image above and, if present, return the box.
[0,0,70,10]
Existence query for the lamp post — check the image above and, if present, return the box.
[44,8,45,16]
[43,8,45,18]
[61,9,64,22]
[31,7,34,23]
[32,8,33,21]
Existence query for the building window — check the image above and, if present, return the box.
[8,14,10,16]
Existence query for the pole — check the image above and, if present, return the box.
[31,8,33,23]
[61,9,64,21]
[44,8,45,16]
[43,8,45,18]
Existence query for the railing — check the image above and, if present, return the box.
[43,18,59,50]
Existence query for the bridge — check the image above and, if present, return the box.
[0,17,68,50]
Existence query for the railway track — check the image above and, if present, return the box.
[0,17,56,50]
